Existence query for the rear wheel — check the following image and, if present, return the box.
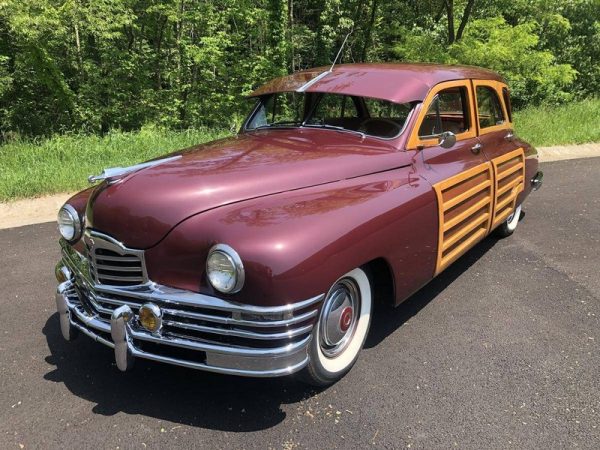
[495,204,522,238]
[300,267,373,386]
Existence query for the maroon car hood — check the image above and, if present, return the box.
[88,129,412,248]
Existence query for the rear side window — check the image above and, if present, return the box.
[476,86,505,128]
[418,87,470,138]
[502,87,513,123]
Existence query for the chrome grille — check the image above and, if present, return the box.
[84,230,148,287]
[61,240,321,351]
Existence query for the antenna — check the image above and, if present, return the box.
[329,29,353,72]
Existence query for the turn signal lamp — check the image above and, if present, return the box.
[138,303,162,333]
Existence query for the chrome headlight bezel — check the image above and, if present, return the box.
[206,244,245,294]
[57,204,83,243]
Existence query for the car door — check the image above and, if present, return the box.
[408,80,495,275]
[472,81,525,231]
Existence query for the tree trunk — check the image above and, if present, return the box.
[456,0,476,42]
[74,22,83,79]
[288,0,294,71]
[360,0,378,62]
[155,16,168,90]
[446,0,455,45]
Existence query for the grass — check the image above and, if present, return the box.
[0,127,230,202]
[1,98,599,201]
[514,97,600,147]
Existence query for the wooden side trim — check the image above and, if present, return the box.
[433,162,494,275]
[497,176,523,196]
[443,179,492,211]
[407,80,477,150]
[472,80,512,136]
[489,148,525,230]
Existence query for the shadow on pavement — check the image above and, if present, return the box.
[366,235,498,348]
[42,236,498,431]
[43,317,321,431]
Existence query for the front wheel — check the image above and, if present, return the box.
[495,204,522,238]
[300,267,373,386]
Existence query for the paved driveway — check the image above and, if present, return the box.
[1,158,599,449]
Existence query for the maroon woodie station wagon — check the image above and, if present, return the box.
[54,63,543,386]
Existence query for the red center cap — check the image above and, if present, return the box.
[340,306,353,332]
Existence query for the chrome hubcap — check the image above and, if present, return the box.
[319,278,360,358]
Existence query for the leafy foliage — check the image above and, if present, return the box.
[0,0,597,138]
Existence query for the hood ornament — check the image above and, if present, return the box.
[88,155,182,184]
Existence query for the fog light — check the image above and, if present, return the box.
[138,303,162,333]
[55,264,72,283]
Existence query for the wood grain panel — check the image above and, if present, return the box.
[490,148,525,230]
[433,162,494,275]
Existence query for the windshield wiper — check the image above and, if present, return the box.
[252,120,302,130]
[302,123,366,139]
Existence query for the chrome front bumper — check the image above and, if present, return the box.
[55,244,323,377]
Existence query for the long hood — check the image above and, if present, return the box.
[87,129,412,248]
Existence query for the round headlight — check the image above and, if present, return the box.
[206,244,245,294]
[57,204,82,242]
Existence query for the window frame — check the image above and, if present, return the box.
[472,80,512,136]
[407,80,476,150]
[502,86,513,123]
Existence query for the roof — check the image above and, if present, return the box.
[249,63,505,104]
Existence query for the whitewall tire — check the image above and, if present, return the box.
[301,267,373,386]
[495,204,522,238]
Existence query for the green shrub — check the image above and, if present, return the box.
[393,17,577,108]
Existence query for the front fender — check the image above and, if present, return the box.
[145,166,438,307]
[61,187,95,253]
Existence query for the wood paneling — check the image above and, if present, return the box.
[433,162,494,275]
[490,148,525,230]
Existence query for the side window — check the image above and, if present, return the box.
[418,87,470,138]
[502,87,513,123]
[476,86,505,128]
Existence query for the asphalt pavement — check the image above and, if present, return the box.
[1,157,599,449]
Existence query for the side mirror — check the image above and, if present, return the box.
[438,131,456,149]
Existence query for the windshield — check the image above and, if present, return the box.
[245,92,413,139]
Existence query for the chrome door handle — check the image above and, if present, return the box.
[471,143,482,154]
[505,132,514,141]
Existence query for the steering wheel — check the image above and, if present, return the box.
[357,118,402,136]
